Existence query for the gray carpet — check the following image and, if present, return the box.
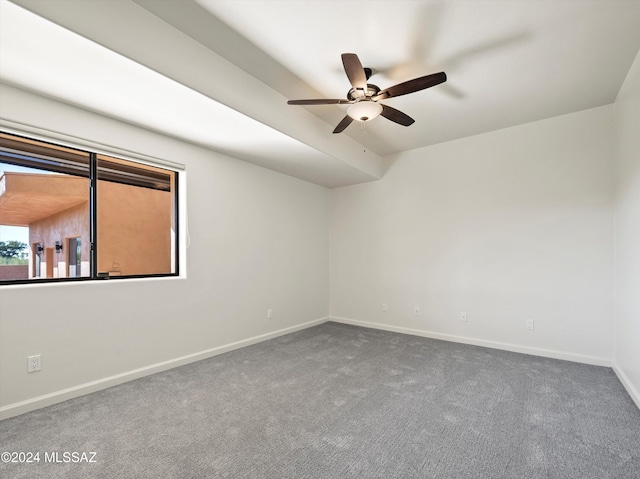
[1,322,639,478]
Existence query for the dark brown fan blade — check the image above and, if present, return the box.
[373,72,447,101]
[288,99,354,105]
[381,104,415,126]
[333,115,354,134]
[341,53,367,97]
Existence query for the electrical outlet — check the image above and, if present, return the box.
[460,312,467,322]
[27,355,41,373]
[267,309,273,320]
[382,303,388,312]
[414,306,421,316]
[525,319,535,331]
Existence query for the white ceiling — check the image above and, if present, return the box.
[2,0,640,188]
[200,0,640,155]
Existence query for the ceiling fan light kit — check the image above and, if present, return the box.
[287,53,447,134]
[347,100,383,122]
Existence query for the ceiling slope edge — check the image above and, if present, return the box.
[9,0,382,186]
[0,82,372,190]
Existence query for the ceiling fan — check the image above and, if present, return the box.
[287,53,446,134]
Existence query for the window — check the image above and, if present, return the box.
[33,242,42,278]
[0,131,179,284]
[68,237,81,278]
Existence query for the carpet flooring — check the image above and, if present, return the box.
[1,322,639,478]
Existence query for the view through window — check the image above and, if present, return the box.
[0,131,178,284]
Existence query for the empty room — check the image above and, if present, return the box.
[0,0,639,478]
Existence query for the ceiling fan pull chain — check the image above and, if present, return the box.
[361,121,367,153]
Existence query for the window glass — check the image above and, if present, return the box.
[0,133,90,281]
[0,131,178,284]
[96,155,177,277]
[33,242,42,278]
[68,237,82,278]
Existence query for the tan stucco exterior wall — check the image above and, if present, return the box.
[29,201,90,278]
[97,180,172,276]
[3,135,174,280]
[25,180,171,278]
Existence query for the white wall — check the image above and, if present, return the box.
[0,85,330,417]
[330,105,615,364]
[2,67,637,417]
[614,50,640,407]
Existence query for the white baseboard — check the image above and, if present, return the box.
[5,317,634,420]
[0,317,329,420]
[612,361,640,410]
[329,316,612,367]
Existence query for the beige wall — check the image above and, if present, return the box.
[24,178,172,278]
[29,200,90,278]
[97,180,172,275]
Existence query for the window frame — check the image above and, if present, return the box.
[0,130,181,286]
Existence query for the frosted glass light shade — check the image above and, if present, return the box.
[347,101,383,122]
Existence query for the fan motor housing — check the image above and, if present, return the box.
[347,83,381,101]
